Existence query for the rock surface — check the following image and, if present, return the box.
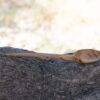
[0,47,100,100]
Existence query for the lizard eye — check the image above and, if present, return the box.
[74,57,82,63]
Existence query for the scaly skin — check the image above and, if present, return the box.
[5,49,100,64]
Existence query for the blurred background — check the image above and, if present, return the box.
[0,0,100,53]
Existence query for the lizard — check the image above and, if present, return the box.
[4,49,100,64]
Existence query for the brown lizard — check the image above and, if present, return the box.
[4,49,100,64]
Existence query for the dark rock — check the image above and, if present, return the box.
[0,47,100,100]
[0,46,34,53]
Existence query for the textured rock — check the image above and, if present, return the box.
[0,47,100,100]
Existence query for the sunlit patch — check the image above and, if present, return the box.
[0,0,100,53]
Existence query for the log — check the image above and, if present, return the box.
[0,47,100,100]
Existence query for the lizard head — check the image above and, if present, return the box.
[74,49,100,63]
